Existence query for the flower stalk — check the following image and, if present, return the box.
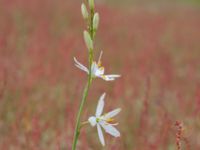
[72,0,121,149]
[72,1,95,150]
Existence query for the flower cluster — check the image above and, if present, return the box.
[72,0,121,148]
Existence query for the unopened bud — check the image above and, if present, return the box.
[93,13,99,30]
[83,31,93,50]
[88,0,94,10]
[81,3,89,20]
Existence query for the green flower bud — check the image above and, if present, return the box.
[93,13,99,30]
[83,31,93,50]
[81,3,89,20]
[88,0,94,10]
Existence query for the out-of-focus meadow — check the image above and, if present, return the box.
[0,0,200,149]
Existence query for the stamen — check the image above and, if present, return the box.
[99,67,104,71]
[104,118,118,126]
[98,51,103,65]
[106,118,114,123]
[101,75,106,80]
[98,62,102,67]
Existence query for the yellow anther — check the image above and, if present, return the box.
[106,118,114,124]
[99,67,104,70]
[101,75,106,79]
[98,62,102,67]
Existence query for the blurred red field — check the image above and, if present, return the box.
[0,0,200,149]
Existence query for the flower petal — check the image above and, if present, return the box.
[101,74,121,81]
[97,124,105,146]
[74,57,89,73]
[91,62,98,76]
[100,122,120,137]
[88,116,97,127]
[95,67,105,76]
[92,62,104,77]
[96,93,106,117]
[104,108,121,120]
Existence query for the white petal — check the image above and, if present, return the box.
[74,57,89,73]
[88,116,97,127]
[95,67,105,76]
[96,93,106,117]
[104,108,121,120]
[91,62,98,76]
[106,74,121,78]
[100,122,120,137]
[100,75,114,81]
[97,124,105,146]
[101,74,121,81]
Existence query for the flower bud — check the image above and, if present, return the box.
[81,3,89,20]
[83,30,93,50]
[88,0,94,10]
[93,13,99,30]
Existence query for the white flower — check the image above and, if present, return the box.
[74,51,121,81]
[88,93,121,146]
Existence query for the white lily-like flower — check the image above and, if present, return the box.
[74,51,121,81]
[88,93,121,146]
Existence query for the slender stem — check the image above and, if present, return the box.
[72,77,92,150]
[90,9,95,40]
[72,6,95,149]
[72,51,93,150]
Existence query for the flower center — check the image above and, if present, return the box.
[96,118,100,123]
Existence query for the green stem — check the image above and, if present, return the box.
[72,50,93,150]
[72,78,92,150]
[72,5,95,150]
[90,9,95,40]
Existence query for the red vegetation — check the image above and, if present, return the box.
[0,0,200,149]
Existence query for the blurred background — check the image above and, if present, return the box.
[0,0,200,149]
